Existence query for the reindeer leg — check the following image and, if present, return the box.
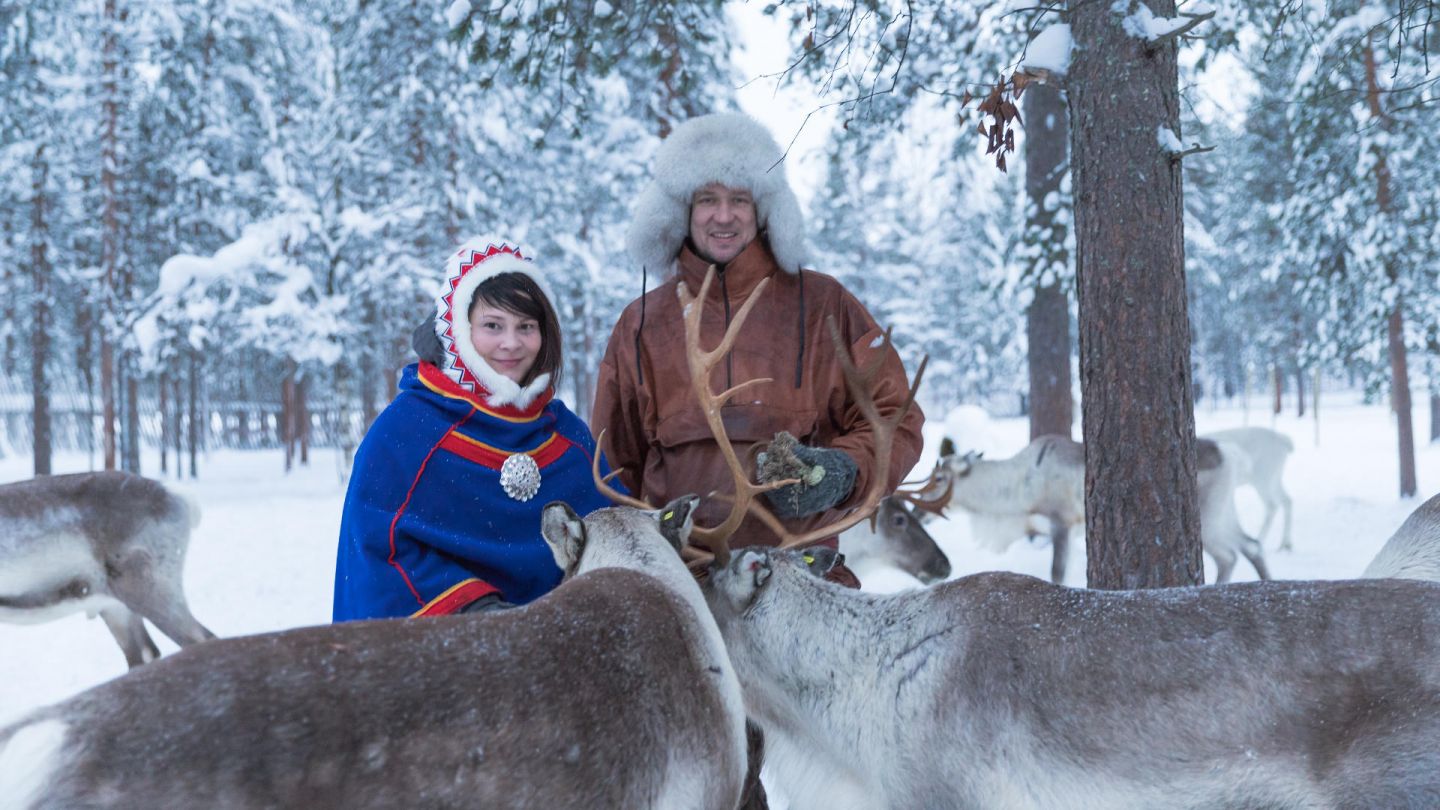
[1240,537,1271,581]
[1256,499,1278,549]
[1049,523,1070,585]
[1277,488,1294,552]
[1211,547,1236,584]
[99,605,161,669]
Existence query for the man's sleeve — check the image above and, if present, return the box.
[591,315,650,496]
[826,293,926,509]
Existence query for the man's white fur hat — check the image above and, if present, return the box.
[626,112,807,275]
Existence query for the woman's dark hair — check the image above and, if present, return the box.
[469,271,563,389]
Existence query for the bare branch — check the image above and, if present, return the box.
[1148,9,1216,50]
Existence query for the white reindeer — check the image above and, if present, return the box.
[1200,426,1295,550]
[0,496,747,810]
[1363,491,1440,581]
[928,435,1269,584]
[0,471,215,668]
[706,545,1440,810]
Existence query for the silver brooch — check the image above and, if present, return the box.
[499,453,542,502]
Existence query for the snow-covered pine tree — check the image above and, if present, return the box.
[1276,0,1440,496]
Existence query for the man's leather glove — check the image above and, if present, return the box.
[755,431,858,519]
[460,592,516,614]
[412,313,445,366]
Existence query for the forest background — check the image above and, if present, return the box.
[3,0,1439,586]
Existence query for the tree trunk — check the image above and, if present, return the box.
[100,0,122,472]
[31,145,52,476]
[1430,392,1439,444]
[123,357,140,473]
[187,349,199,479]
[1364,37,1417,497]
[282,368,297,473]
[1295,366,1306,418]
[1069,0,1203,589]
[159,371,169,475]
[172,369,184,476]
[1389,306,1417,496]
[297,372,310,466]
[1023,80,1074,441]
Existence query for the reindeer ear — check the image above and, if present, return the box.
[939,437,956,457]
[656,495,700,551]
[541,502,586,573]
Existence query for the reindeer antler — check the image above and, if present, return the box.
[676,268,802,567]
[891,463,953,520]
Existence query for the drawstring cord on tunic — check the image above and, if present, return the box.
[634,265,647,386]
[794,267,805,389]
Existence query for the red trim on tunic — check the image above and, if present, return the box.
[387,407,479,608]
[417,362,553,421]
[411,578,500,617]
[439,432,575,470]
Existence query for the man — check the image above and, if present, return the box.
[592,111,925,807]
[594,110,924,573]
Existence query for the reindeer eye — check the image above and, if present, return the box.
[892,514,907,527]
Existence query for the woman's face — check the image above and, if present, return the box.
[469,302,542,383]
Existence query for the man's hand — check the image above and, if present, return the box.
[756,431,858,518]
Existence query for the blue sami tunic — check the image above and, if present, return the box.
[332,362,616,621]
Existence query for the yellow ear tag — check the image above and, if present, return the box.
[662,510,674,521]
[802,553,815,565]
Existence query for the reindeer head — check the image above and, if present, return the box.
[540,495,700,579]
[942,450,984,478]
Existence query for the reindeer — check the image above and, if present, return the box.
[837,491,952,586]
[1364,491,1440,582]
[0,494,746,810]
[1201,426,1295,550]
[925,436,1270,584]
[0,471,215,668]
[706,546,1440,810]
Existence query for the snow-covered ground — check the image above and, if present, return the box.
[1,392,1435,735]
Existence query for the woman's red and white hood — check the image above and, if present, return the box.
[431,235,555,410]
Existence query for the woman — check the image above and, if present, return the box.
[332,236,617,621]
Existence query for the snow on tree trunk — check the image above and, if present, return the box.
[1069,0,1203,589]
[1024,80,1073,442]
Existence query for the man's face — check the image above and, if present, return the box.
[689,182,758,265]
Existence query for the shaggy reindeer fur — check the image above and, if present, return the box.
[0,499,745,810]
[707,547,1440,810]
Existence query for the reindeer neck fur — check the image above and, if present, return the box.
[573,509,713,623]
[709,554,966,809]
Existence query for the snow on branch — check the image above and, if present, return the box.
[1115,1,1216,48]
[1157,125,1215,162]
[1019,23,1072,82]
